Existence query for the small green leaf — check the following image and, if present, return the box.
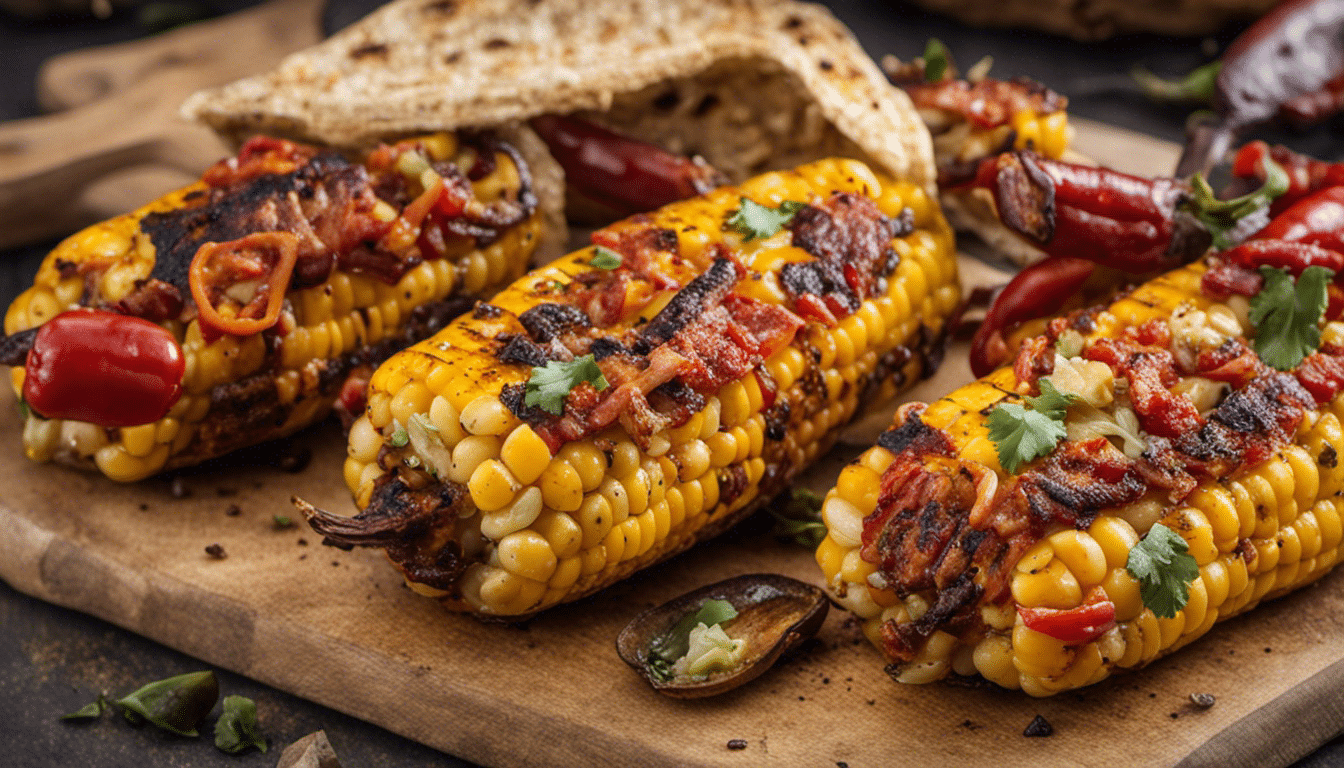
[724,198,806,241]
[769,488,827,549]
[646,599,739,682]
[923,38,949,82]
[986,378,1076,474]
[389,427,409,448]
[214,695,267,754]
[272,514,293,528]
[1186,153,1289,250]
[61,695,107,722]
[1250,265,1331,371]
[524,355,609,415]
[115,671,219,737]
[590,246,623,270]
[1126,523,1200,619]
[1132,61,1220,104]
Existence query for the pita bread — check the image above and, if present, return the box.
[181,0,935,207]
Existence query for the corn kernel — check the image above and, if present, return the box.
[470,459,520,512]
[497,530,557,583]
[501,425,551,485]
[540,460,584,512]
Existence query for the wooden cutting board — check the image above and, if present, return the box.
[2,12,1343,762]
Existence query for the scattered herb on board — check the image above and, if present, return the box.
[273,515,294,529]
[214,695,268,754]
[1250,265,1331,371]
[986,378,1076,473]
[525,355,609,415]
[61,695,107,722]
[725,198,806,241]
[769,488,827,548]
[646,599,739,682]
[1125,523,1200,619]
[589,246,623,270]
[115,671,219,737]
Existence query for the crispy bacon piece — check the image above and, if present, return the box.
[781,194,900,320]
[900,77,1066,130]
[1085,336,1203,438]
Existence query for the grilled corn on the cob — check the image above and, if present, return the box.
[298,158,960,617]
[818,258,1344,695]
[5,131,542,481]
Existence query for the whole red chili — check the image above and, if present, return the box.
[530,114,728,216]
[969,255,1095,377]
[1231,141,1344,215]
[23,309,185,427]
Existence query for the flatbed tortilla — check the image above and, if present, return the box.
[182,0,935,210]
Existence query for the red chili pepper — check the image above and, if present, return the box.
[1177,0,1344,176]
[970,151,1201,274]
[23,309,185,427]
[1018,587,1117,644]
[189,231,300,338]
[1231,141,1344,215]
[969,255,1095,377]
[530,114,728,216]
[1224,239,1344,276]
[201,136,318,187]
[1251,185,1344,252]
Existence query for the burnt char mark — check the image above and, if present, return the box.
[992,151,1056,245]
[297,471,466,547]
[1017,438,1146,531]
[0,327,36,366]
[638,256,739,348]
[517,302,590,343]
[717,465,750,508]
[349,42,389,60]
[500,382,554,424]
[875,413,954,458]
[589,336,629,360]
[496,334,550,367]
[1208,372,1313,434]
[142,153,358,294]
[889,207,915,238]
[783,193,897,311]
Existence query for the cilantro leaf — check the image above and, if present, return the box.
[725,198,806,241]
[114,670,218,737]
[524,355,609,415]
[768,487,826,549]
[214,695,267,754]
[986,378,1076,474]
[1250,265,1331,371]
[61,695,107,722]
[1125,523,1200,619]
[922,38,950,82]
[590,246,622,270]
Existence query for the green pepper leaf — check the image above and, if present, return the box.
[1250,265,1332,371]
[589,246,623,270]
[923,38,950,82]
[1131,61,1220,104]
[115,670,219,737]
[61,694,107,722]
[724,198,806,241]
[1185,153,1289,250]
[524,355,609,415]
[1125,523,1200,619]
[645,599,739,682]
[986,378,1076,474]
[214,695,267,754]
[769,487,827,549]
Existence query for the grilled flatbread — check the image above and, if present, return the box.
[181,0,935,224]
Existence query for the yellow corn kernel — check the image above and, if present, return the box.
[449,435,501,485]
[1011,559,1082,610]
[540,460,584,512]
[469,459,520,512]
[496,530,557,583]
[460,394,519,436]
[479,486,543,541]
[1011,623,1072,679]
[559,442,606,492]
[500,425,551,485]
[1046,530,1108,587]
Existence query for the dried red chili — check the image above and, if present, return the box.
[188,231,300,338]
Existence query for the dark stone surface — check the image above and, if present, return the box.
[0,1,1342,766]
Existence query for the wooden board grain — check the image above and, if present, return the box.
[2,122,1343,768]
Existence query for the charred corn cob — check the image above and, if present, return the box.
[819,257,1344,695]
[5,131,542,481]
[298,158,960,617]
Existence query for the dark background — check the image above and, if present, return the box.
[1,0,1342,765]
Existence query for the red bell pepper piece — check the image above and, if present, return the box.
[1018,587,1117,645]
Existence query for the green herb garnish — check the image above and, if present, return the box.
[590,246,623,270]
[1186,153,1289,250]
[115,671,219,737]
[524,355,609,415]
[1126,523,1200,619]
[922,38,950,82]
[214,695,267,754]
[986,378,1076,474]
[769,488,827,549]
[61,695,107,722]
[1250,265,1331,371]
[725,198,806,241]
[646,599,739,682]
[273,515,293,528]
[389,427,409,448]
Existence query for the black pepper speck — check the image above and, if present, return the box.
[1023,714,1053,737]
